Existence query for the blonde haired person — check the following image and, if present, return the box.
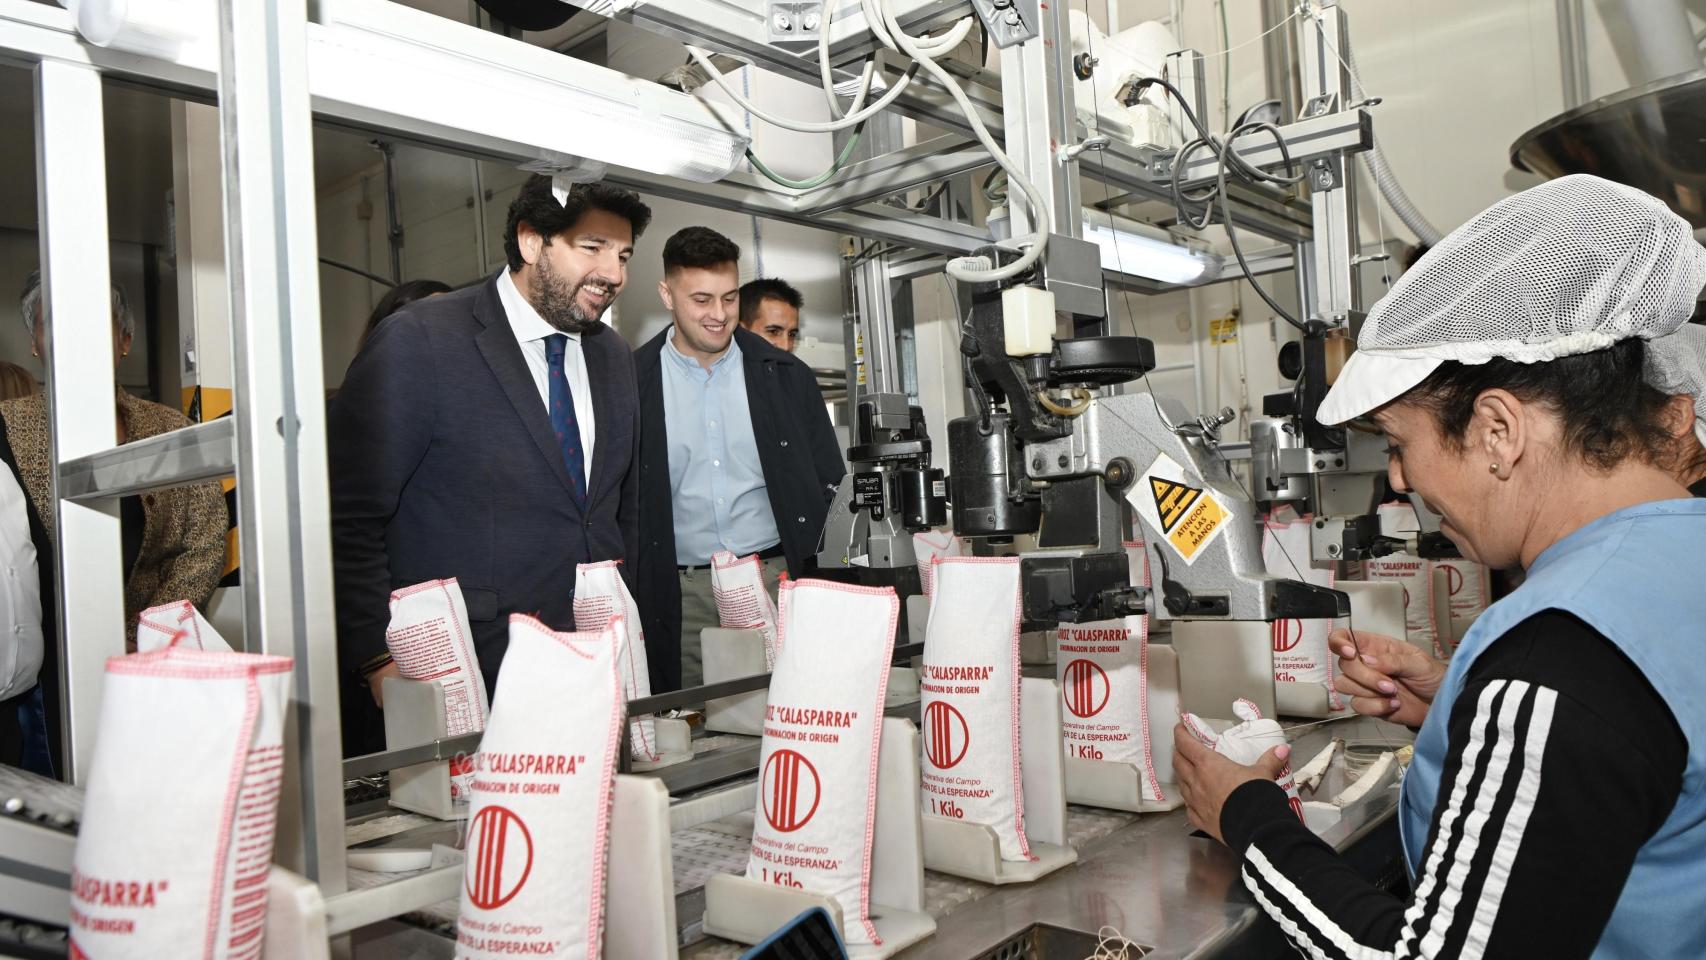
[0,361,38,402]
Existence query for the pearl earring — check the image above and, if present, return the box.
[1488,463,1500,475]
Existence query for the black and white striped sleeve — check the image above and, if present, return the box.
[1219,610,1685,960]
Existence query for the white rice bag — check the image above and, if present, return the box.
[1433,558,1488,617]
[1055,533,1171,801]
[71,647,293,959]
[388,579,489,800]
[455,614,625,960]
[572,560,658,762]
[711,551,779,669]
[747,579,897,947]
[919,557,1031,861]
[1180,698,1303,821]
[912,530,964,596]
[1056,616,1168,801]
[1432,556,1490,655]
[135,600,232,653]
[1261,515,1342,710]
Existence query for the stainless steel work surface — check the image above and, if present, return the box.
[347,716,1410,958]
[883,716,1409,959]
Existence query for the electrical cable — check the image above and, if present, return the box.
[872,0,1049,283]
[746,124,866,189]
[688,0,1052,283]
[1130,74,1310,332]
[818,0,876,120]
[745,61,920,190]
[1037,387,1093,417]
[685,17,947,135]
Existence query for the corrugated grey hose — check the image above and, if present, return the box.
[1343,42,1444,247]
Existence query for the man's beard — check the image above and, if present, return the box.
[530,255,611,335]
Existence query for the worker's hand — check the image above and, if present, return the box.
[367,662,402,707]
[1173,723,1291,846]
[1330,628,1444,728]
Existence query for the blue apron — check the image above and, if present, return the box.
[1400,499,1706,958]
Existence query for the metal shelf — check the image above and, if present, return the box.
[57,418,235,502]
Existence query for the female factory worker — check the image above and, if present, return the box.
[1172,174,1706,960]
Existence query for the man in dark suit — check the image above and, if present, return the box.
[634,227,844,691]
[329,175,650,754]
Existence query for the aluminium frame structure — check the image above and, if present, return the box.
[0,0,1366,936]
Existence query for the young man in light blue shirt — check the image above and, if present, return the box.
[633,228,844,688]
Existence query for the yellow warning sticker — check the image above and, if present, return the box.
[1149,477,1201,533]
[1208,316,1238,345]
[1125,453,1232,565]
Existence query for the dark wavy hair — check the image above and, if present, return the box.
[1406,339,1686,473]
[502,175,653,272]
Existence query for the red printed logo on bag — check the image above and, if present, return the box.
[1444,565,1463,597]
[1271,619,1302,653]
[923,701,970,769]
[762,749,821,833]
[466,805,534,910]
[1063,659,1110,718]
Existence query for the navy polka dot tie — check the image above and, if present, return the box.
[545,334,586,507]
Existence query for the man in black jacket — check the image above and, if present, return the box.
[634,227,843,690]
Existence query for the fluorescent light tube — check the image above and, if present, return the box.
[314,0,750,183]
[1082,209,1219,285]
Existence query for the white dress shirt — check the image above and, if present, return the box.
[0,464,42,702]
[497,269,595,484]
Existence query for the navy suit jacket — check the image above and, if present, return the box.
[329,274,640,735]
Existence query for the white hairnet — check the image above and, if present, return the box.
[1645,323,1706,449]
[1320,174,1706,424]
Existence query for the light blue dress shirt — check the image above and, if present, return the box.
[661,330,781,565]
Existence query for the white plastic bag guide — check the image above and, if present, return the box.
[1146,642,1180,788]
[1260,515,1342,710]
[1056,615,1168,802]
[572,560,658,762]
[1180,699,1303,821]
[388,579,489,800]
[1361,554,1435,653]
[455,614,625,960]
[746,579,897,947]
[1362,504,1435,650]
[711,551,779,670]
[912,530,963,597]
[71,647,293,959]
[920,557,1032,862]
[136,600,232,653]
